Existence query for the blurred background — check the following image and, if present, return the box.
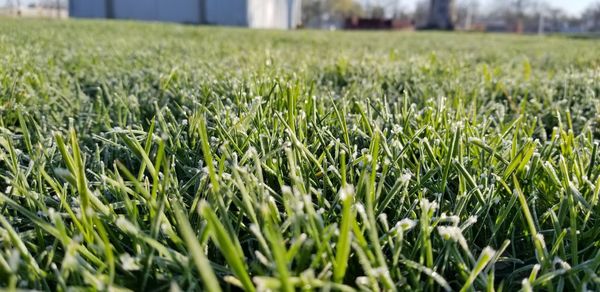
[0,0,599,34]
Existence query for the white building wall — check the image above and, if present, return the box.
[247,0,300,29]
[275,0,288,28]
[247,0,276,28]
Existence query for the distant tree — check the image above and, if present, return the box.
[455,0,479,29]
[509,0,532,32]
[486,0,538,32]
[426,0,456,30]
[302,0,324,26]
[414,0,430,27]
[370,5,386,19]
[39,0,66,9]
[583,1,600,31]
[329,0,363,18]
[546,7,568,31]
[390,0,412,19]
[302,0,363,27]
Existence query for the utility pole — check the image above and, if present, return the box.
[395,0,402,18]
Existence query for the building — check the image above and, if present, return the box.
[426,0,455,30]
[69,0,302,29]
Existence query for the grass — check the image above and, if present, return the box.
[0,18,600,291]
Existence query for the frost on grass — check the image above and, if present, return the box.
[1,20,600,291]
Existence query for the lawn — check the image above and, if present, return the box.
[1,18,600,291]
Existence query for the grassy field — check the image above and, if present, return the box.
[1,18,600,291]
